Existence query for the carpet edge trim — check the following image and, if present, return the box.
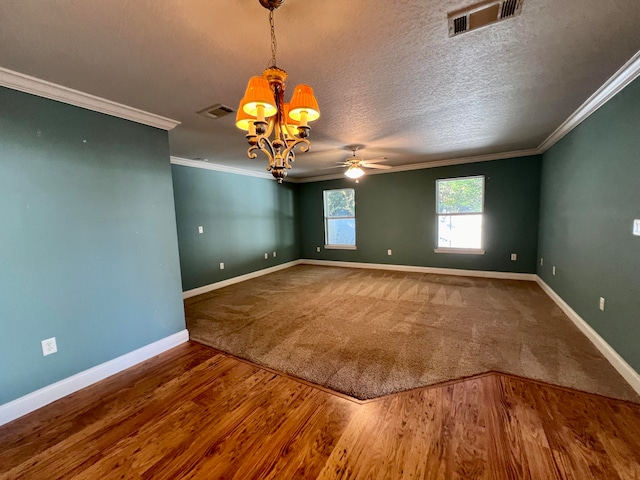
[535,276,640,396]
[0,329,190,427]
[191,340,640,405]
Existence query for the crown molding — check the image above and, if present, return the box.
[170,156,275,180]
[177,46,640,185]
[0,67,180,131]
[537,50,640,152]
[294,148,540,183]
[291,50,640,184]
[2,49,637,167]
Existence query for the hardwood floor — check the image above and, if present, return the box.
[1,342,639,479]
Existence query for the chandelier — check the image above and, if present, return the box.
[235,0,320,183]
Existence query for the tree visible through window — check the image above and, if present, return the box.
[436,176,484,250]
[323,189,356,247]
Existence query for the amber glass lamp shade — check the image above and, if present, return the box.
[280,103,299,137]
[235,99,255,131]
[242,77,277,118]
[283,104,300,126]
[288,85,320,123]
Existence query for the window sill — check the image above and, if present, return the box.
[434,248,485,255]
[324,245,357,250]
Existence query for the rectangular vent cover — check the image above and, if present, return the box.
[501,0,519,17]
[198,103,234,119]
[453,16,468,35]
[448,0,523,37]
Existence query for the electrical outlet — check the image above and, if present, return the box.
[220,262,224,270]
[264,253,268,259]
[540,258,544,266]
[634,219,640,236]
[387,249,392,256]
[316,246,321,253]
[599,297,605,311]
[552,266,556,276]
[41,337,57,356]
[198,226,204,234]
[273,251,277,258]
[511,253,517,261]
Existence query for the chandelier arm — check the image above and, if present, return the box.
[265,116,275,138]
[287,150,296,164]
[281,137,310,169]
[247,145,259,159]
[255,135,277,170]
[283,122,299,139]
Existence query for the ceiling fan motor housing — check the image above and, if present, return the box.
[259,0,285,10]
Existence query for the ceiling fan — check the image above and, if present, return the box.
[338,146,391,179]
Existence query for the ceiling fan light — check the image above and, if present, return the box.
[242,76,277,118]
[288,85,320,122]
[345,166,365,179]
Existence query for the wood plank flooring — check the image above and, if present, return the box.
[1,342,639,479]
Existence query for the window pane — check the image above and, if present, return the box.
[324,189,355,217]
[327,218,356,245]
[437,177,484,214]
[438,214,482,249]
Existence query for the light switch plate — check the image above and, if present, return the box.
[634,219,640,236]
[198,226,204,234]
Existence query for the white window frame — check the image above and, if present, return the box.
[434,175,485,255]
[323,188,357,250]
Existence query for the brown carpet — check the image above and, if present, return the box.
[185,265,639,402]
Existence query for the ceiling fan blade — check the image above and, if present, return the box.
[363,163,392,169]
[320,164,348,170]
[361,157,388,164]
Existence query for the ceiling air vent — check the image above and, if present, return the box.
[197,103,234,119]
[501,0,519,18]
[448,0,523,37]
[453,16,468,35]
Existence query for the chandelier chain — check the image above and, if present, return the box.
[269,9,278,68]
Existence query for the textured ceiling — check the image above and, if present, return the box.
[1,0,639,178]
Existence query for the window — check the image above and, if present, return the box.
[323,188,356,249]
[435,176,485,254]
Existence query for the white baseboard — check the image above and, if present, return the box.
[300,259,537,281]
[535,277,640,396]
[183,259,535,300]
[182,260,303,299]
[0,329,189,427]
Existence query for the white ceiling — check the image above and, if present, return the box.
[1,0,639,178]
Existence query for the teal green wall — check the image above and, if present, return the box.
[538,77,640,372]
[171,165,299,291]
[0,87,185,405]
[298,156,541,273]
